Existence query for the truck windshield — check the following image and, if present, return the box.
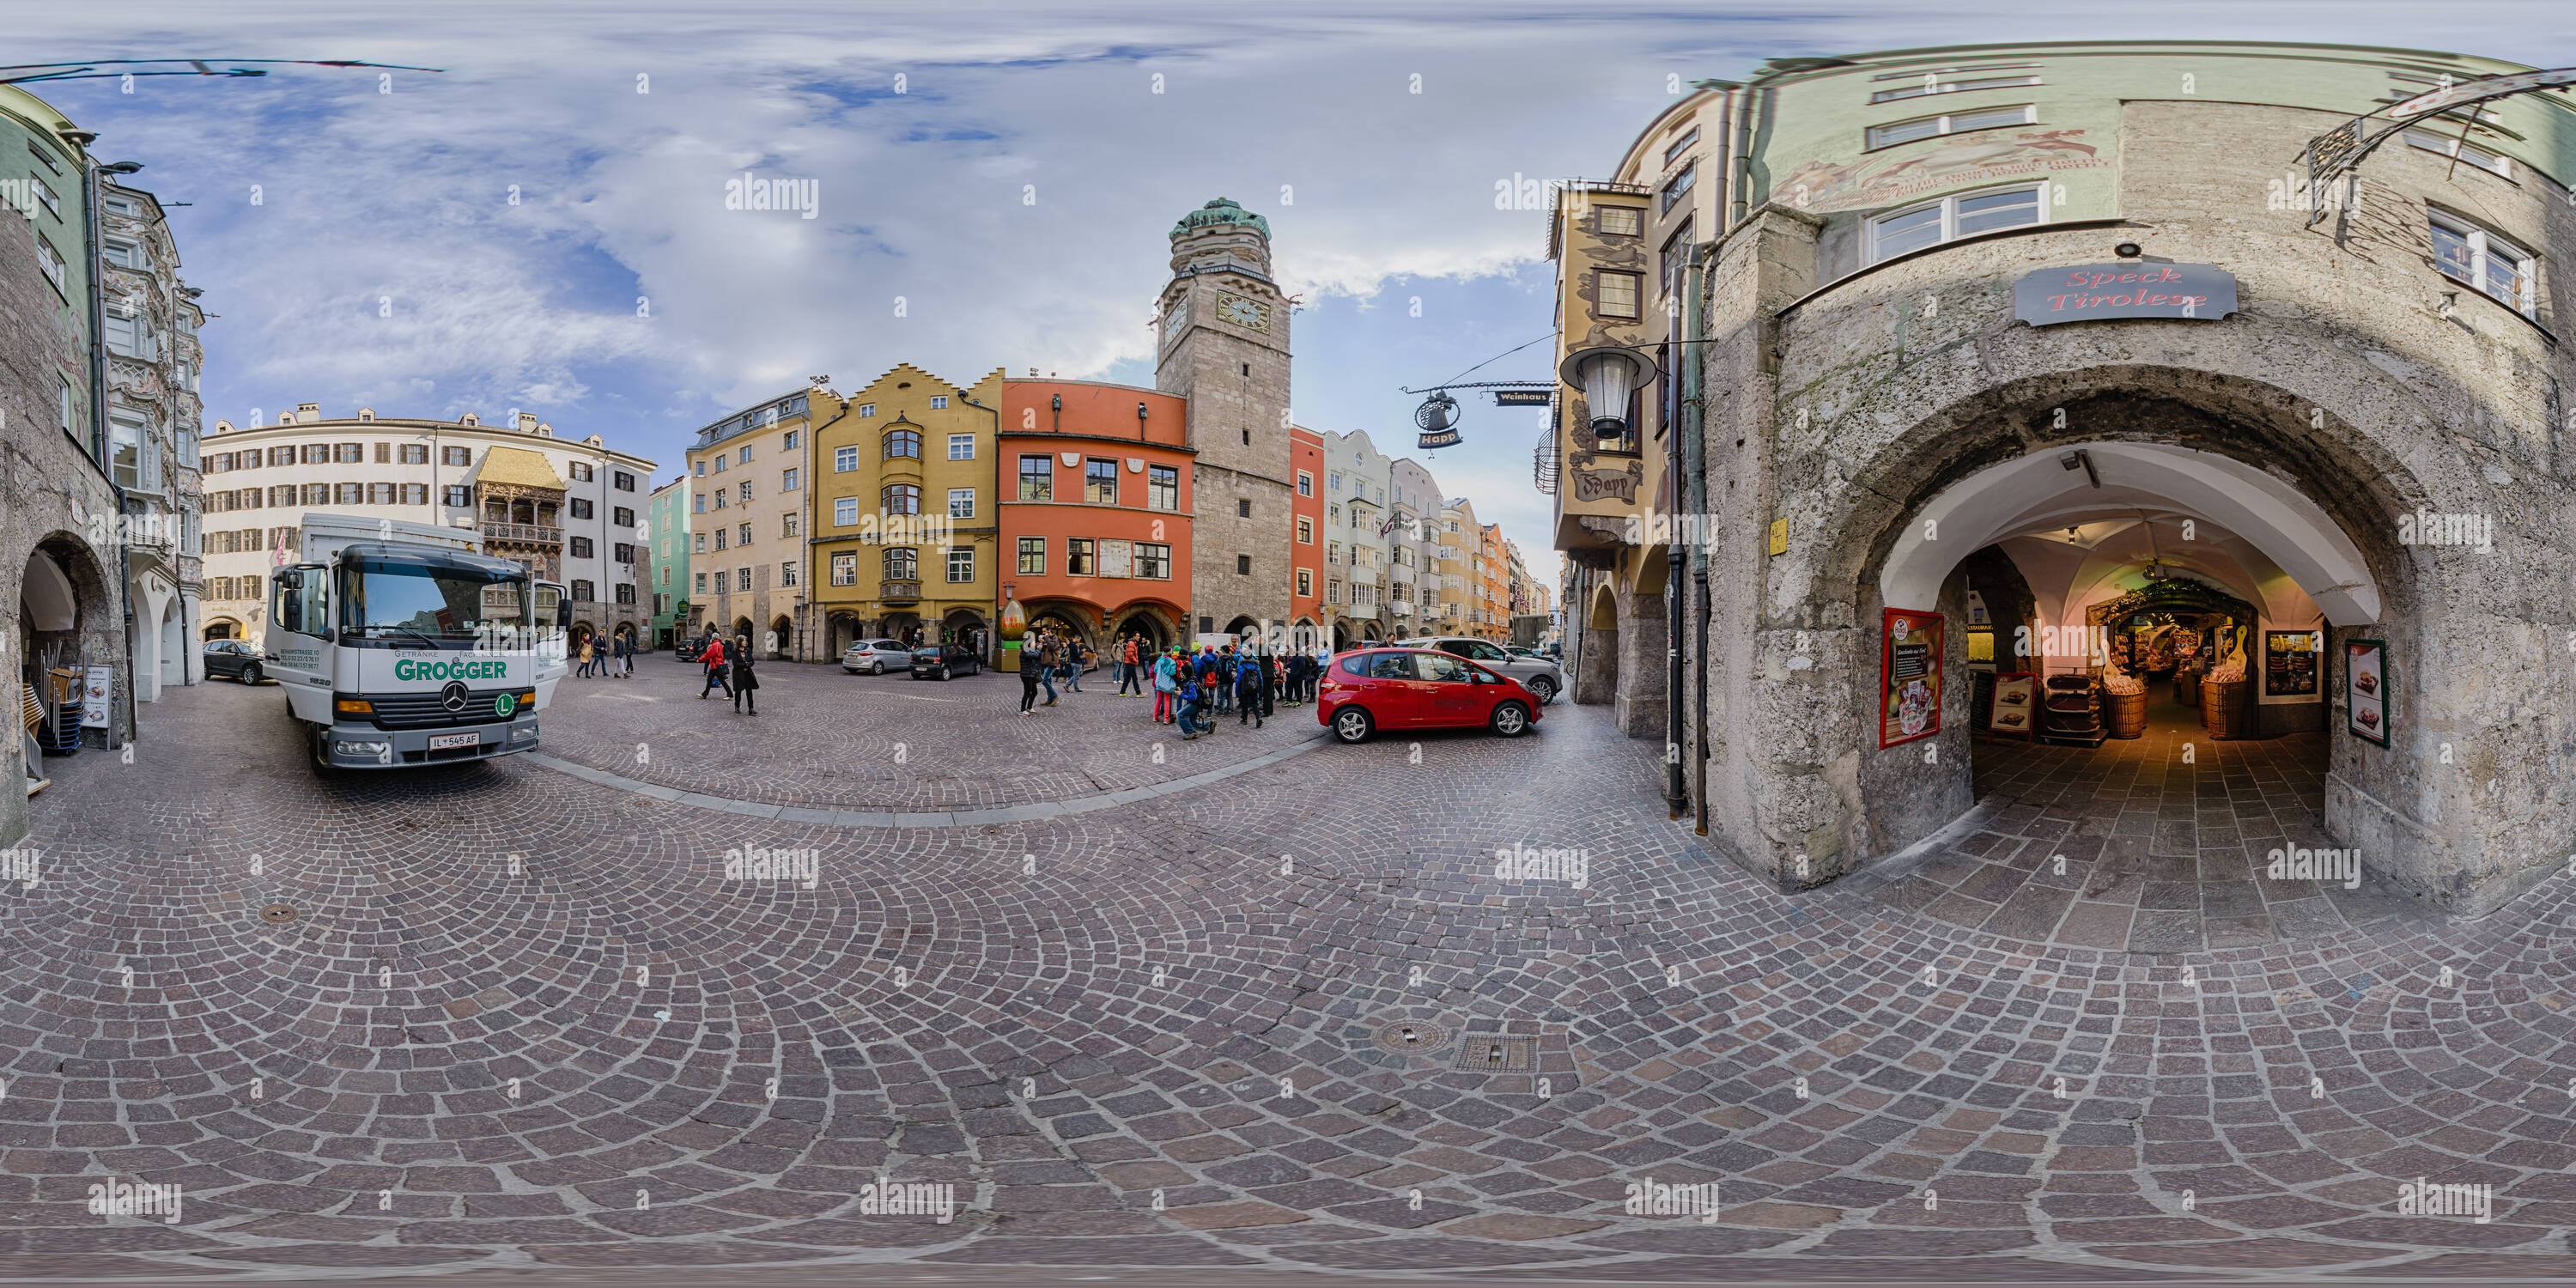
[341,559,528,641]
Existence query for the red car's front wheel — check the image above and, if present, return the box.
[1331,706,1374,744]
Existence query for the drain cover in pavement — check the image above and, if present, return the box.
[1452,1035,1537,1072]
[1369,1018,1452,1056]
[260,904,300,923]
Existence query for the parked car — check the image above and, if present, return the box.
[1504,645,1540,659]
[842,639,912,675]
[202,639,268,684]
[1317,647,1540,744]
[1418,635,1563,704]
[909,642,983,681]
[673,641,705,663]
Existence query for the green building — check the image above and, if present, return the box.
[647,473,691,648]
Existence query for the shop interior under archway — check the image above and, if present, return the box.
[1861,440,2403,953]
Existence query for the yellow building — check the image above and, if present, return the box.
[685,385,824,658]
[1437,498,1478,637]
[807,365,1003,656]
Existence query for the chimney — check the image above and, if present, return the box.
[517,412,540,432]
[296,401,320,422]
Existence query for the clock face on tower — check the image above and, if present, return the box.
[1215,290,1270,333]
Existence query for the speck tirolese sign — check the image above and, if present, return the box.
[2014,262,2238,326]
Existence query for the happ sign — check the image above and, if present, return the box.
[2013,262,2239,326]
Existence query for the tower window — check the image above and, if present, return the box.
[1241,362,1249,376]
[1238,498,1252,518]
[1237,555,1252,575]
[1241,428,1251,446]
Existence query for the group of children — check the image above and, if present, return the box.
[1138,641,1325,739]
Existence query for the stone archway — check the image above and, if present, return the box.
[1724,363,2503,910]
[1577,581,1620,708]
[203,618,241,641]
[769,615,793,659]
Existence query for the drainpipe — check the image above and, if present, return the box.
[962,392,1002,664]
[1664,338,1686,817]
[84,151,133,748]
[1685,254,1711,835]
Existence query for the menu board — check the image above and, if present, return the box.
[1879,609,1945,748]
[2345,640,2389,746]
[1988,672,2036,738]
[2265,630,2320,696]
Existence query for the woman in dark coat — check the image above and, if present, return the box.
[730,637,760,715]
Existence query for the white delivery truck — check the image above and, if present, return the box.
[264,513,568,773]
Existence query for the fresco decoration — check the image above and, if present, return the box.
[1770,129,2106,214]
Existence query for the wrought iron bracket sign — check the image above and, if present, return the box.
[2013,263,2238,326]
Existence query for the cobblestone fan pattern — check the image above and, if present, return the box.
[536,661,1322,811]
[1850,695,2440,953]
[4,679,2573,1281]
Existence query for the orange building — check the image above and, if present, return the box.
[996,379,1195,657]
[1289,427,1325,648]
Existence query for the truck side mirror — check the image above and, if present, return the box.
[557,600,572,629]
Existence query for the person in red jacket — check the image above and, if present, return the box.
[698,634,731,700]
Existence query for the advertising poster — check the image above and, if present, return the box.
[1988,671,2036,739]
[1880,608,1944,748]
[2266,630,2320,696]
[2345,640,2389,746]
[80,665,112,730]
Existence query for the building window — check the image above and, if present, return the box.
[1864,182,2045,264]
[694,461,706,476]
[1866,103,2035,150]
[928,395,949,410]
[2430,212,2535,314]
[1066,537,1095,575]
[882,483,921,515]
[948,487,975,519]
[948,434,975,459]
[1297,470,1313,496]
[1297,568,1314,597]
[570,536,594,559]
[884,428,921,459]
[1236,554,1252,575]
[696,532,709,552]
[367,483,395,504]
[835,445,859,471]
[737,522,750,546]
[572,580,594,602]
[1660,219,1694,297]
[571,498,593,519]
[883,548,917,581]
[738,480,751,504]
[445,484,471,507]
[1595,270,1642,319]
[714,529,729,550]
[835,496,858,526]
[1236,497,1254,518]
[1328,580,1343,605]
[781,512,799,538]
[781,467,799,491]
[373,441,392,464]
[616,583,636,605]
[780,560,798,587]
[781,430,799,450]
[1137,542,1170,580]
[696,571,708,594]
[1870,71,2041,104]
[34,238,65,292]
[398,443,429,465]
[713,455,726,472]
[857,404,876,417]
[614,506,635,527]
[692,495,706,513]
[402,483,429,505]
[615,543,636,564]
[573,462,596,482]
[1297,516,1314,544]
[1086,458,1118,504]
[107,416,143,487]
[614,471,636,491]
[1659,164,1695,214]
[831,553,855,586]
[1329,471,1342,492]
[737,564,750,590]
[1662,125,1700,166]
[1018,455,1054,501]
[1018,537,1047,574]
[336,442,363,464]
[946,547,975,583]
[713,569,729,594]
[442,446,471,466]
[1598,205,1643,237]
[1147,464,1178,510]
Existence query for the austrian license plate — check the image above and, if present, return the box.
[428,732,481,751]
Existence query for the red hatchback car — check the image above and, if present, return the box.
[1317,647,1543,744]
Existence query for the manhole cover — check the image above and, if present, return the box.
[259,904,300,923]
[1452,1035,1538,1072]
[1369,1018,1452,1056]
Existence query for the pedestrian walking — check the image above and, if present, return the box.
[575,637,593,678]
[699,635,731,700]
[730,639,760,715]
[1036,633,1061,707]
[1118,635,1143,696]
[1235,651,1263,727]
[1152,649,1178,723]
[1065,640,1088,693]
[1018,642,1044,715]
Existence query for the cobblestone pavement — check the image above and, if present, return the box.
[538,659,1324,811]
[1853,691,2438,953]
[5,677,2574,1282]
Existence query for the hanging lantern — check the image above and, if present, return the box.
[1558,345,1659,440]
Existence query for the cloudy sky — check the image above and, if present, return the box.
[18,1,2573,588]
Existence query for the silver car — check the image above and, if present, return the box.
[841,638,911,675]
[1421,635,1563,704]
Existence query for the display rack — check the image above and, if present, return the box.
[2040,674,2105,747]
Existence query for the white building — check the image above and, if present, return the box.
[1321,428,1394,647]
[197,406,657,648]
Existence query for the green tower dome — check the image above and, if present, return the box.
[1172,197,1270,240]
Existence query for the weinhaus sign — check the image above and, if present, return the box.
[2013,263,2238,326]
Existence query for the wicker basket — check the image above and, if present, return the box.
[2105,689,2147,738]
[2200,678,2248,739]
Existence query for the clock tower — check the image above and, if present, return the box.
[1155,197,1295,641]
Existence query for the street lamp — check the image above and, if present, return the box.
[1558,344,1660,440]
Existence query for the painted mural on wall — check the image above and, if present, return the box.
[1769,129,2107,214]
